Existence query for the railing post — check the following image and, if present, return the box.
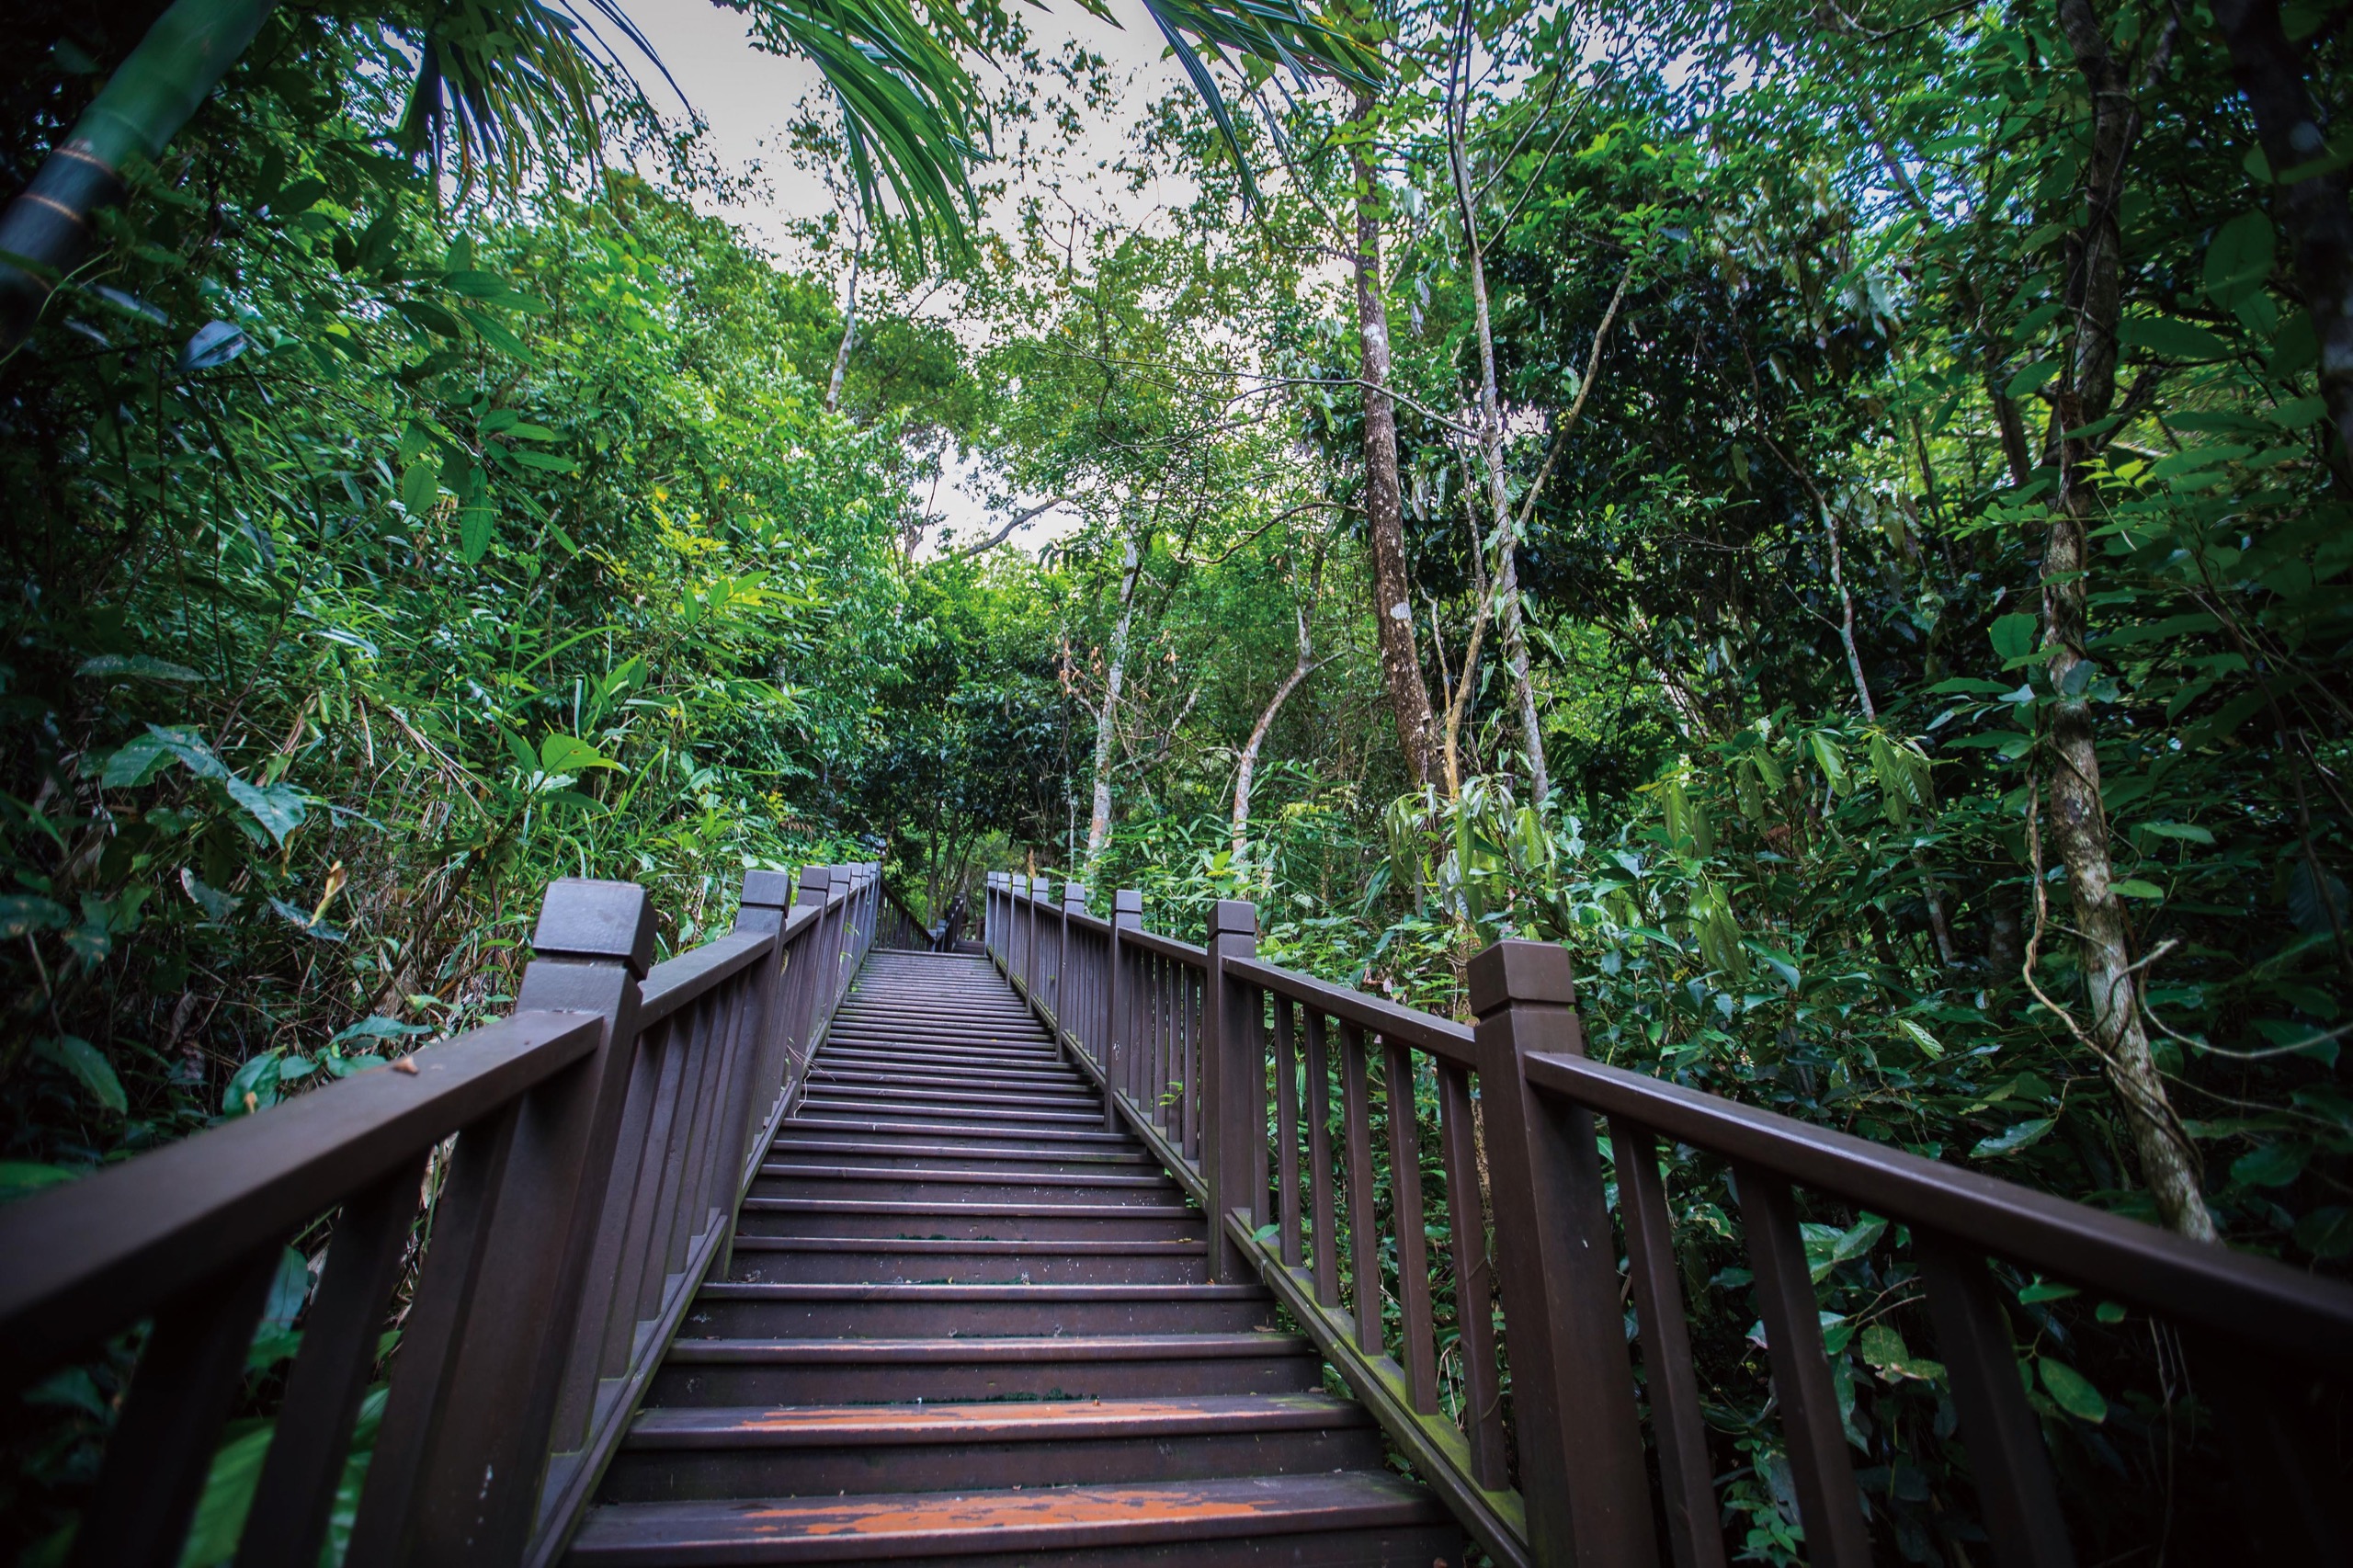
[1469,938,1661,1568]
[353,879,655,1568]
[1059,881,1086,1035]
[791,866,835,1052]
[1201,898,1257,1283]
[732,869,799,1144]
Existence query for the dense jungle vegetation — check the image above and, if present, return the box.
[1,0,2347,1557]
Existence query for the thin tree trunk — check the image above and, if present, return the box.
[1349,87,1439,788]
[2211,0,2353,465]
[1439,464,1490,799]
[1084,521,1145,872]
[1232,557,1324,877]
[2044,0,2212,1241]
[1446,118,1548,806]
[1823,500,1877,722]
[825,240,861,415]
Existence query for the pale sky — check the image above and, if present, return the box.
[617,0,1202,555]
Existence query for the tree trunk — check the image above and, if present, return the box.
[1232,562,1320,880]
[2211,0,2353,465]
[0,0,279,354]
[1824,501,1877,722]
[2043,0,2214,1242]
[1446,119,1548,806]
[825,240,861,415]
[1349,88,1439,788]
[1084,522,1144,872]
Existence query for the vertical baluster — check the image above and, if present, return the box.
[1248,986,1270,1234]
[1735,1163,1870,1568]
[1150,952,1165,1131]
[1339,1020,1381,1352]
[72,1245,283,1568]
[680,984,741,1248]
[234,1164,423,1568]
[365,880,657,1568]
[1276,997,1302,1267]
[1437,1061,1505,1489]
[1381,1035,1438,1414]
[556,1015,669,1444]
[1305,1010,1340,1310]
[348,1102,518,1568]
[1614,1119,1727,1568]
[1915,1233,2073,1568]
[651,1006,713,1298]
[1179,962,1197,1158]
[237,1161,426,1568]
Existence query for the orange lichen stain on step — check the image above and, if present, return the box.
[740,1486,1281,1537]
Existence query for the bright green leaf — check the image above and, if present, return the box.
[2039,1358,2108,1422]
[1989,612,2039,664]
[1972,1119,2054,1159]
[37,1035,125,1114]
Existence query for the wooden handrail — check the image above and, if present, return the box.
[983,871,2353,1568]
[0,1010,601,1392]
[2,861,888,1568]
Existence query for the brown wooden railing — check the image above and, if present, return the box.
[983,871,2353,1568]
[0,862,881,1568]
[876,881,944,951]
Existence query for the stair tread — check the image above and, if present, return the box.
[625,1392,1370,1448]
[783,1119,1132,1143]
[766,1140,1150,1164]
[570,1471,1448,1559]
[759,1164,1172,1186]
[698,1282,1270,1301]
[743,1199,1196,1218]
[731,1236,1205,1255]
[665,1333,1311,1361]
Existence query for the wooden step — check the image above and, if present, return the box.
[812,1052,1086,1079]
[649,1333,1322,1403]
[783,1114,1130,1143]
[795,1098,1108,1130]
[734,1199,1201,1241]
[685,1283,1278,1338]
[751,1167,1183,1208]
[765,1136,1151,1168]
[803,1081,1101,1113]
[599,1393,1383,1500]
[566,1471,1461,1564]
[723,1234,1210,1285]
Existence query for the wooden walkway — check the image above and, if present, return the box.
[566,949,1461,1564]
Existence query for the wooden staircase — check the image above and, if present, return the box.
[563,948,1463,1565]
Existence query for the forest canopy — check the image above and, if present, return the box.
[1,0,2348,1557]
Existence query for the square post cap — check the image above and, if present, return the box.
[795,865,834,904]
[739,869,794,910]
[1467,939,1578,1019]
[532,879,656,979]
[1206,899,1256,939]
[1112,888,1143,921]
[1063,881,1088,912]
